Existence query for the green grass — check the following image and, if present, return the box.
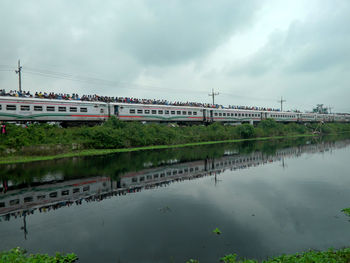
[0,248,77,263]
[0,133,318,165]
[342,208,350,216]
[186,247,350,263]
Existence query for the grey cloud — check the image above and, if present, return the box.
[114,0,262,65]
[0,0,262,94]
[230,3,350,76]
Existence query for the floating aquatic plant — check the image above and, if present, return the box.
[213,227,222,235]
[342,208,350,216]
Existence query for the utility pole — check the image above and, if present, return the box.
[278,96,286,112]
[328,106,333,114]
[208,88,219,105]
[15,59,22,92]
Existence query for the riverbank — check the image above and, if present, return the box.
[2,247,350,263]
[0,133,319,164]
[1,118,350,164]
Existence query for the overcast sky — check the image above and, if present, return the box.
[0,0,349,112]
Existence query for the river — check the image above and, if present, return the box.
[1,135,350,262]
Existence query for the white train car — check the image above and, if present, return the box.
[0,96,108,124]
[111,103,204,123]
[265,111,299,122]
[209,108,262,123]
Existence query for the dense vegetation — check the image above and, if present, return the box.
[185,248,350,262]
[1,118,350,156]
[2,247,350,263]
[0,248,77,263]
[217,248,350,263]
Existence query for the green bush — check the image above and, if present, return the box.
[0,248,78,263]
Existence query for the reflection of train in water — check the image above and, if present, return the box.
[1,139,350,220]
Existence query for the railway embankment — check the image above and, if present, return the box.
[1,118,350,164]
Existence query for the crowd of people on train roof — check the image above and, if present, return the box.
[0,88,281,112]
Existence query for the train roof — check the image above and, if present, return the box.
[0,96,107,105]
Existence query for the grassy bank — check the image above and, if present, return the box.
[0,248,77,263]
[216,247,350,262]
[0,133,318,165]
[1,117,350,164]
[2,247,350,263]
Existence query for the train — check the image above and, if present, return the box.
[1,96,349,125]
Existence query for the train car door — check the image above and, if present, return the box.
[210,110,214,122]
[114,105,119,116]
[203,109,207,122]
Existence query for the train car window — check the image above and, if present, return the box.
[193,111,197,115]
[147,175,152,180]
[137,109,143,114]
[80,107,87,112]
[214,112,218,116]
[223,113,226,116]
[34,106,43,111]
[70,107,77,112]
[83,186,90,191]
[166,171,171,176]
[0,105,1,110]
[219,113,222,116]
[0,202,5,208]
[238,113,241,117]
[171,111,175,115]
[100,109,104,113]
[165,110,169,114]
[129,109,135,114]
[37,195,46,200]
[61,190,69,196]
[188,111,192,115]
[24,197,33,203]
[182,111,187,115]
[21,105,30,111]
[132,177,137,183]
[139,176,145,182]
[158,110,163,114]
[58,107,66,112]
[10,199,19,206]
[47,106,55,111]
[73,188,80,193]
[152,110,157,114]
[235,113,237,116]
[154,174,159,178]
[144,109,150,114]
[248,114,251,117]
[160,173,165,177]
[177,111,181,115]
[6,105,16,111]
[173,170,178,175]
[49,192,57,198]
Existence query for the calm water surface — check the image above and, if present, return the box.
[1,136,350,262]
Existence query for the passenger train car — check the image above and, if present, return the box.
[1,96,349,125]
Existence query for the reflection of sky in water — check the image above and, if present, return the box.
[1,142,350,263]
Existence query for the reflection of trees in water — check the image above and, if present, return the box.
[0,134,349,186]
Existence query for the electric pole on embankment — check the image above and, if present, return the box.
[278,96,286,112]
[15,59,22,92]
[328,106,334,114]
[208,88,219,105]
